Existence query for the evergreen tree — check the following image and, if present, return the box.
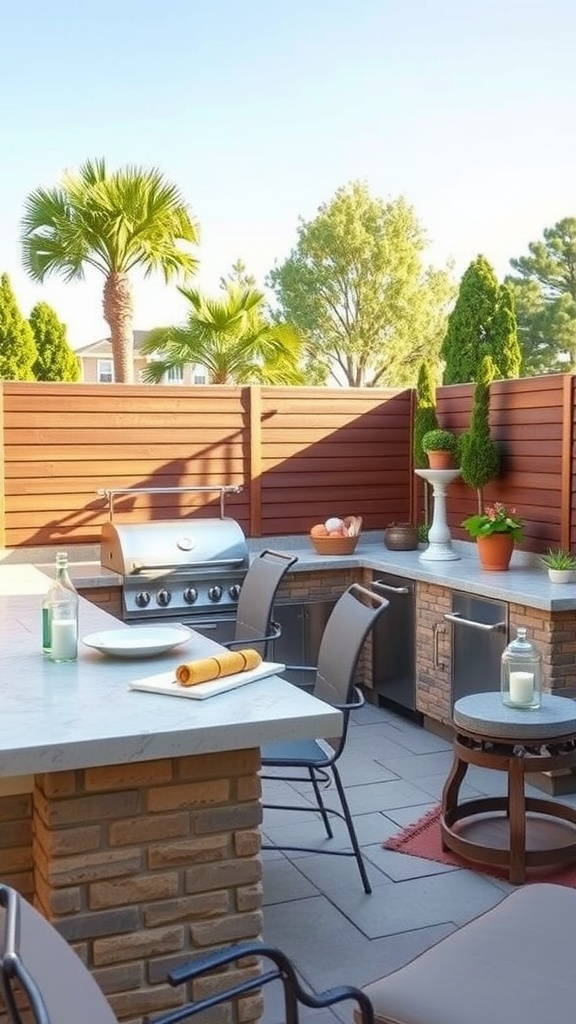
[507,278,572,375]
[459,355,500,513]
[29,302,80,381]
[0,273,37,380]
[412,361,439,469]
[490,284,521,379]
[441,255,519,384]
[506,217,576,371]
[442,256,499,384]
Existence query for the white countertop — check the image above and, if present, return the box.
[0,566,342,778]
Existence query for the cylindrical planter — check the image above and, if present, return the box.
[476,533,514,571]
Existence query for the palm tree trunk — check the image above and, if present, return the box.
[103,273,135,383]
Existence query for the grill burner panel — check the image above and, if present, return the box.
[122,569,247,619]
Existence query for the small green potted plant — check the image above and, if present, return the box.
[540,548,576,584]
[421,428,458,469]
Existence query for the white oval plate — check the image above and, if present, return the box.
[82,625,193,658]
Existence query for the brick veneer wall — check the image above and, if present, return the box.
[0,751,263,1024]
[414,583,576,727]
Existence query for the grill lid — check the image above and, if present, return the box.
[101,519,249,576]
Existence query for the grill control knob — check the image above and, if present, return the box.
[183,587,198,604]
[208,585,223,602]
[156,589,172,607]
[229,584,242,601]
[135,591,151,608]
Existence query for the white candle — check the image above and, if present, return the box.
[50,619,78,662]
[509,670,534,706]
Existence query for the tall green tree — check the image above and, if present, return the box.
[141,284,305,385]
[412,361,439,469]
[29,302,80,381]
[459,355,500,512]
[506,217,576,371]
[489,283,521,379]
[508,279,575,375]
[442,255,520,384]
[0,273,37,380]
[268,181,453,387]
[20,158,199,383]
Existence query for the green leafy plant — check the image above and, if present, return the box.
[417,522,429,543]
[540,548,576,570]
[421,428,458,453]
[461,502,523,542]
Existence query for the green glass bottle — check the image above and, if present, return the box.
[42,552,79,660]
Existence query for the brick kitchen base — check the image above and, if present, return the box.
[0,750,264,1024]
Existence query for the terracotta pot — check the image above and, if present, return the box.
[427,450,455,470]
[476,533,514,571]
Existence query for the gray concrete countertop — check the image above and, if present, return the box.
[251,533,576,611]
[0,565,341,779]
[2,532,574,611]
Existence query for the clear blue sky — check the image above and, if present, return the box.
[2,0,576,347]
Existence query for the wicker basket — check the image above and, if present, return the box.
[310,534,360,555]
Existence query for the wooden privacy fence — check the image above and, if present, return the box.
[0,374,573,553]
[0,383,412,548]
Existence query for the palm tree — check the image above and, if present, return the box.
[141,284,305,384]
[20,158,200,382]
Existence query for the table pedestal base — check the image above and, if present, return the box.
[441,729,576,884]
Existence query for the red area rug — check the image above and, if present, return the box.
[383,805,576,887]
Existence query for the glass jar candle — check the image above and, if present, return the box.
[501,626,542,709]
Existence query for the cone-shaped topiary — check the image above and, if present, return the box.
[413,361,439,468]
[459,355,500,513]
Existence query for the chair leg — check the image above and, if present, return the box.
[309,766,334,839]
[332,764,372,895]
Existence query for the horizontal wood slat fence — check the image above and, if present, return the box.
[0,375,573,554]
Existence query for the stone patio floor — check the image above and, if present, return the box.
[259,697,576,1023]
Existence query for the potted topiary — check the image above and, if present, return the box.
[540,549,576,584]
[421,428,458,469]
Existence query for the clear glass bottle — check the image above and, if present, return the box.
[42,552,79,662]
[501,626,542,709]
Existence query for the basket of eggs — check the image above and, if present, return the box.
[309,515,363,555]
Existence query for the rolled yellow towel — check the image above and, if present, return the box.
[176,649,262,687]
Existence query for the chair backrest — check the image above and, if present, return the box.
[234,549,298,654]
[0,885,118,1024]
[312,584,389,745]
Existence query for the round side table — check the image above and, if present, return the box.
[441,692,576,884]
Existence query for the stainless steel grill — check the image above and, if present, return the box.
[99,486,249,640]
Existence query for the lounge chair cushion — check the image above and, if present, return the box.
[357,883,574,1024]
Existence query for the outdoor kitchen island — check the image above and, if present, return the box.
[0,565,342,1024]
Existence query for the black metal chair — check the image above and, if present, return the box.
[224,548,298,659]
[0,884,374,1024]
[260,583,390,894]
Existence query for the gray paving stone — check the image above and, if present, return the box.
[260,697,574,1020]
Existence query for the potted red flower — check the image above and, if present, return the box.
[461,502,523,571]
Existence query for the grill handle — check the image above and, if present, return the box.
[97,485,243,521]
[444,612,507,633]
[128,557,247,574]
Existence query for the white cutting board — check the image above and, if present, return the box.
[128,661,285,699]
